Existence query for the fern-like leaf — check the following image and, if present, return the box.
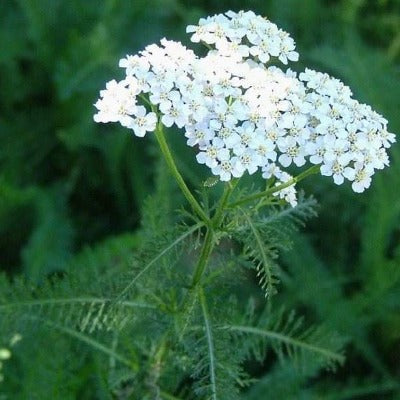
[116,222,204,302]
[33,316,133,367]
[223,309,345,373]
[231,196,317,297]
[241,208,280,297]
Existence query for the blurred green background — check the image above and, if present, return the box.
[1,0,400,398]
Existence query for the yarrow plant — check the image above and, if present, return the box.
[95,10,395,206]
[92,11,396,397]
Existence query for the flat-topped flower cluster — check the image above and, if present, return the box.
[94,10,395,205]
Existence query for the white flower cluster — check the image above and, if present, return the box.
[94,10,395,205]
[94,39,196,136]
[298,68,395,192]
[187,10,298,64]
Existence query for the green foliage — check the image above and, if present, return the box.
[0,0,399,399]
[0,187,342,399]
[231,195,317,297]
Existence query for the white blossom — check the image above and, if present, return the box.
[196,138,228,168]
[320,161,355,185]
[94,10,396,205]
[187,11,299,66]
[262,164,297,207]
[128,106,157,137]
[184,122,215,147]
[212,157,244,181]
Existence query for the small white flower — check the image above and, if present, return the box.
[235,122,258,150]
[306,137,325,165]
[211,98,239,128]
[236,149,261,175]
[119,55,150,77]
[370,148,390,170]
[320,161,355,185]
[262,164,298,206]
[278,35,299,64]
[351,165,373,193]
[211,156,245,181]
[186,24,207,43]
[159,93,189,128]
[149,82,174,107]
[323,138,352,165]
[275,171,297,207]
[93,80,137,126]
[185,122,215,147]
[128,106,157,137]
[217,126,241,148]
[379,129,396,148]
[250,132,277,163]
[196,138,228,168]
[216,39,250,59]
[278,137,306,167]
[261,162,281,179]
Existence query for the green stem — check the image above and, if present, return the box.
[198,287,217,400]
[154,124,210,224]
[211,181,236,227]
[191,181,237,286]
[228,165,320,208]
[191,228,214,286]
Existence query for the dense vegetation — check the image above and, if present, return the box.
[0,1,399,399]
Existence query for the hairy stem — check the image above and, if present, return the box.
[228,164,320,208]
[155,124,210,224]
